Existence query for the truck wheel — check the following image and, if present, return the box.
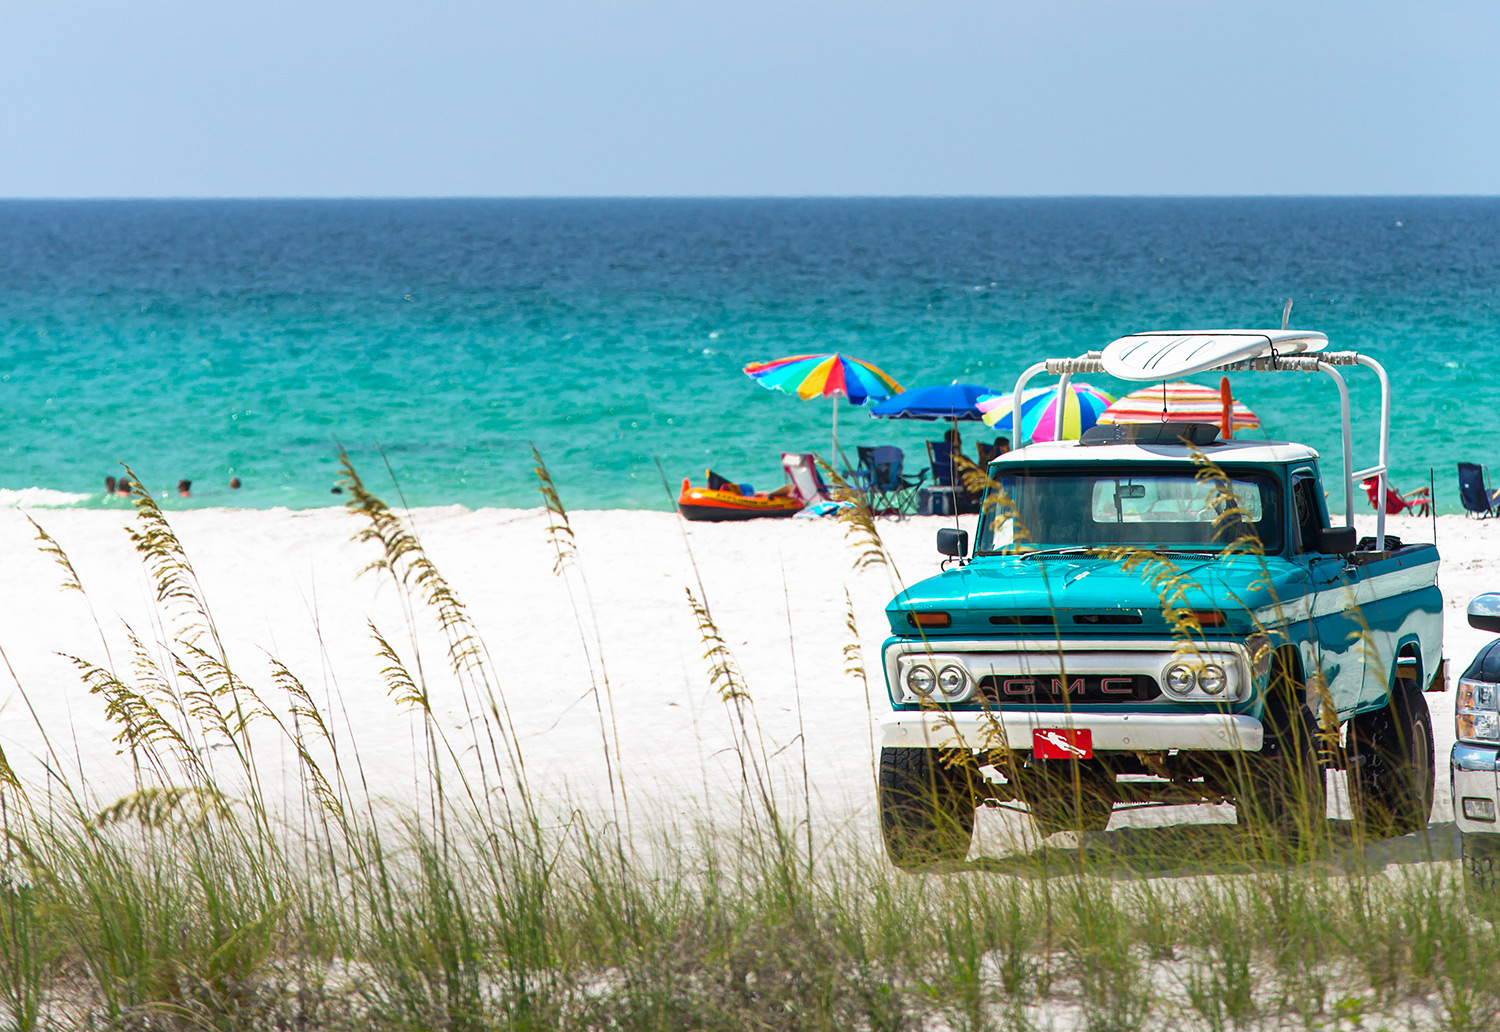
[1236,660,1326,844]
[877,747,976,870]
[1349,679,1435,838]
[1022,760,1115,837]
[1463,834,1500,899]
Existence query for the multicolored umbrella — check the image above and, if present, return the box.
[1098,380,1260,433]
[743,353,903,457]
[976,382,1115,443]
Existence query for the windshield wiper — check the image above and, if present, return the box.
[1016,547,1094,561]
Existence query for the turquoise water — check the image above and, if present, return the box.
[1,198,1496,513]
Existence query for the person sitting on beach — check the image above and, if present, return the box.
[706,469,742,495]
[976,435,1010,467]
[177,479,191,498]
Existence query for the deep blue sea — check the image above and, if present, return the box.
[2,198,1497,513]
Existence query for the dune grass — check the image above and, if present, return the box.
[0,457,1493,1031]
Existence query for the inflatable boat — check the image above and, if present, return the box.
[677,474,802,522]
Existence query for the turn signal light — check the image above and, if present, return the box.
[907,611,952,629]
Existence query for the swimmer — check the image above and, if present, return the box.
[178,479,191,498]
[105,475,116,494]
[229,477,242,489]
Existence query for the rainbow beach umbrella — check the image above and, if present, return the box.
[1098,380,1260,433]
[743,352,903,458]
[976,382,1114,443]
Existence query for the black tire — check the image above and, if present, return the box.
[1236,658,1326,844]
[1021,759,1115,837]
[877,747,976,870]
[1349,678,1435,838]
[1463,834,1500,899]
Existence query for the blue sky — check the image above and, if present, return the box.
[2,1,1496,197]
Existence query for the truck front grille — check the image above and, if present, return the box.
[977,673,1161,704]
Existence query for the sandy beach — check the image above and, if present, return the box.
[3,504,1494,852]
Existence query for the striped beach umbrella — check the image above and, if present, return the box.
[1098,380,1260,433]
[743,353,903,457]
[976,382,1114,443]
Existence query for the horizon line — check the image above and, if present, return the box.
[2,193,1499,203]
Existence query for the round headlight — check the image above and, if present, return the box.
[937,665,968,697]
[906,665,936,696]
[1197,664,1227,695]
[1165,664,1196,695]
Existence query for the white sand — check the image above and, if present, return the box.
[2,505,1495,852]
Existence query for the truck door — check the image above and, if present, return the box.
[1291,468,1363,716]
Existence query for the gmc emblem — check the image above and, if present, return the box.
[1000,677,1135,695]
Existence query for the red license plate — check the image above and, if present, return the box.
[1033,728,1093,759]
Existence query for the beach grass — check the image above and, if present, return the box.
[0,458,1492,1031]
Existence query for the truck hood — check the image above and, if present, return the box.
[888,554,1308,636]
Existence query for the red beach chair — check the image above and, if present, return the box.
[1361,477,1431,517]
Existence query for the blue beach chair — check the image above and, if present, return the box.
[927,440,982,514]
[1459,463,1500,518]
[855,446,925,514]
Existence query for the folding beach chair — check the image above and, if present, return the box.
[1459,463,1500,518]
[927,440,957,487]
[855,446,926,515]
[927,441,982,514]
[780,453,830,507]
[1361,477,1430,517]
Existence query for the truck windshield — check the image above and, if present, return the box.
[974,468,1284,554]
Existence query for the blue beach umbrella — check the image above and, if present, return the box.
[868,383,994,421]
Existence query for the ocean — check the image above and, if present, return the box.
[1,197,1496,514]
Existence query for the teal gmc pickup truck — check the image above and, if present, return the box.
[878,330,1444,869]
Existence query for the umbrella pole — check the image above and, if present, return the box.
[831,397,839,464]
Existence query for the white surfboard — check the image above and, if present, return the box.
[1101,330,1328,382]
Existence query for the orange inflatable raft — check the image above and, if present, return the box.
[677,474,802,522]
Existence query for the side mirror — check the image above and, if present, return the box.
[936,528,969,558]
[1312,525,1357,554]
[1470,594,1500,633]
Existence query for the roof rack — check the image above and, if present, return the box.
[1079,422,1221,447]
[1010,330,1394,551]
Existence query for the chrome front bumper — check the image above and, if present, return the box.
[1452,742,1500,835]
[880,710,1263,753]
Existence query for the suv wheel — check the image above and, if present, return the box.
[1349,677,1435,838]
[877,747,976,870]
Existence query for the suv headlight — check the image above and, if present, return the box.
[937,665,969,699]
[905,664,936,697]
[1196,664,1227,695]
[1458,677,1500,743]
[1164,664,1197,696]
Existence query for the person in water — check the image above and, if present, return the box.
[229,477,242,489]
[115,478,133,496]
[104,475,116,494]
[178,479,192,497]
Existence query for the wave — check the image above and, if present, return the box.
[0,487,92,508]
